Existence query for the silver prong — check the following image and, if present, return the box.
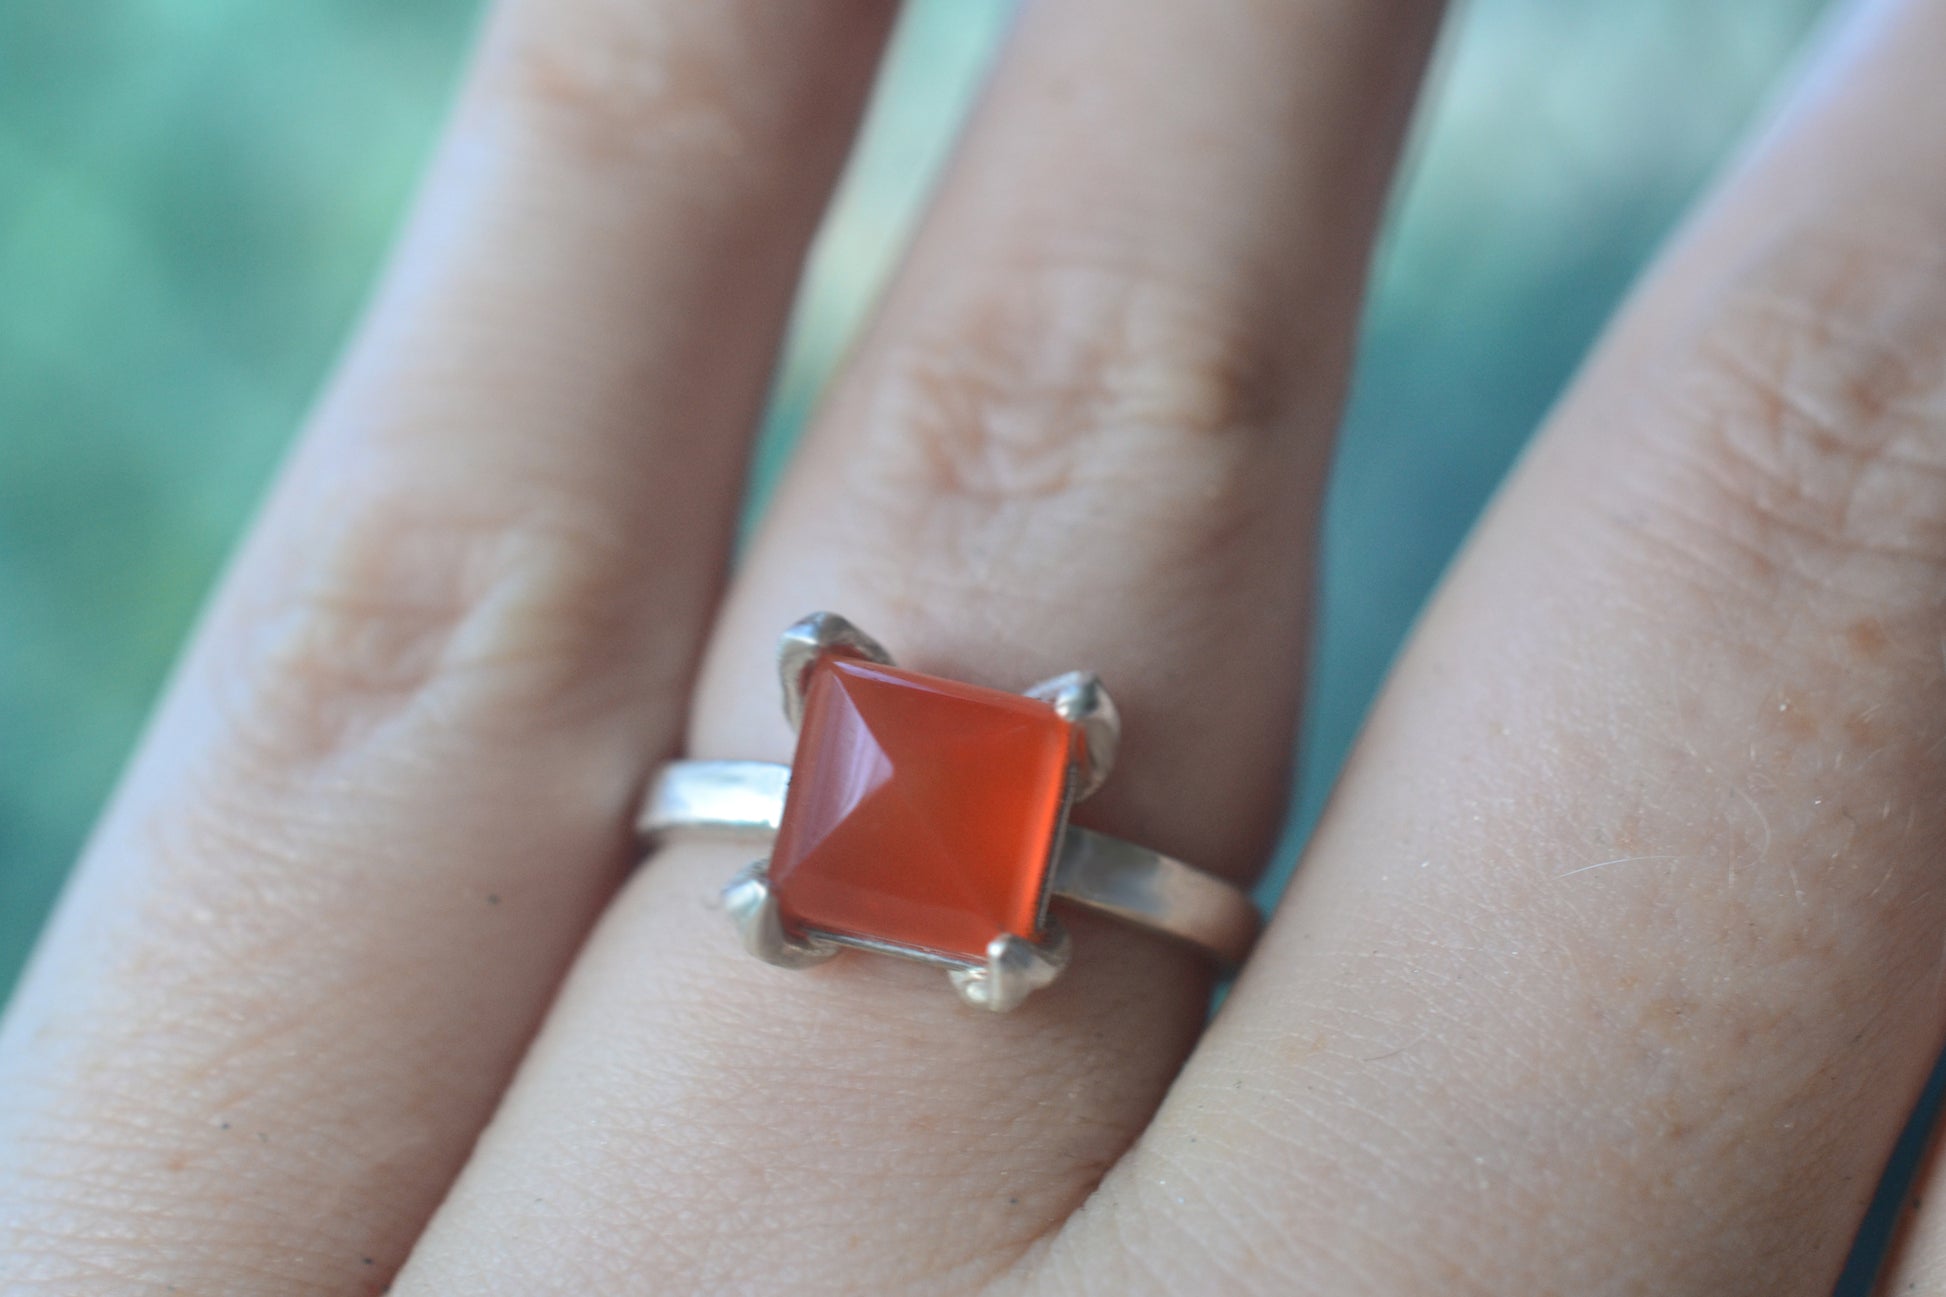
[948,925,1071,1013]
[778,612,893,731]
[723,861,838,970]
[1026,671,1120,800]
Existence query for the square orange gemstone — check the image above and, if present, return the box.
[768,655,1074,965]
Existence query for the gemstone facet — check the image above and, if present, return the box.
[768,655,1074,965]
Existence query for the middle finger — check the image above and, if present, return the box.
[1081,0,1946,1291]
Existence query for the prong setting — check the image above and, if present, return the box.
[778,612,893,731]
[948,925,1071,1012]
[739,617,1125,1010]
[723,861,838,969]
[1026,670,1120,800]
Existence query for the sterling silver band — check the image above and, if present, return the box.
[640,759,1260,969]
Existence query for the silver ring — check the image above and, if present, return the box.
[637,613,1261,1012]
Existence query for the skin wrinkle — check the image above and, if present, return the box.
[208,480,659,769]
[5,1123,390,1295]
[1650,224,1946,574]
[476,1,885,182]
[847,269,1301,601]
[26,928,451,1208]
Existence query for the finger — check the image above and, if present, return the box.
[0,3,893,1291]
[1049,0,1946,1291]
[395,0,1445,1291]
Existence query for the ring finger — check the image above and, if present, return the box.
[397,0,1445,1290]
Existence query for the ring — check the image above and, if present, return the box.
[638,613,1261,1012]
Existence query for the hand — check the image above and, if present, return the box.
[7,0,1946,1292]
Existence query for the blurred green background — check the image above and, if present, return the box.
[0,0,1835,991]
[10,0,1902,1273]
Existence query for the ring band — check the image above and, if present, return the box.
[636,613,1261,1011]
[640,759,1260,966]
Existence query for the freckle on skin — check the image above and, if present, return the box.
[1848,617,1890,658]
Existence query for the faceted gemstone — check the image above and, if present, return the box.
[769,655,1073,964]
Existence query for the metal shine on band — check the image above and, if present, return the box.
[637,613,1261,1011]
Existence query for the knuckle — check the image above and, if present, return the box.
[859,258,1294,511]
[218,487,637,766]
[1639,216,1946,591]
[820,253,1310,681]
[474,1,833,184]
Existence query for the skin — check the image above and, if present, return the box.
[5,0,1946,1292]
